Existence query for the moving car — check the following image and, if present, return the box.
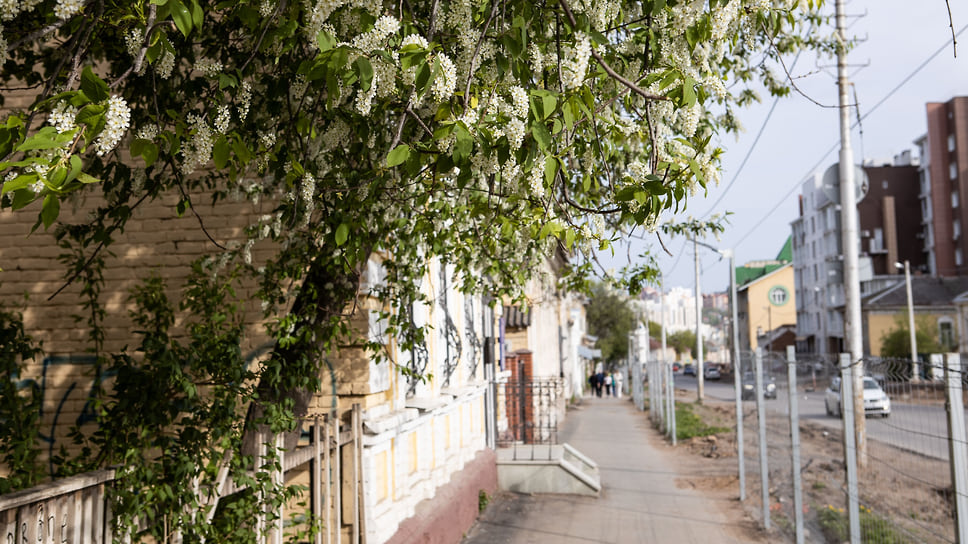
[740,372,777,400]
[683,363,696,376]
[703,365,721,380]
[824,376,891,418]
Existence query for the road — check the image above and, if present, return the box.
[673,373,953,460]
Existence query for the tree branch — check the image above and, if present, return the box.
[556,0,667,102]
[461,0,500,109]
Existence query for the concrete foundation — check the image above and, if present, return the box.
[496,443,600,496]
[384,448,497,544]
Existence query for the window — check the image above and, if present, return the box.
[949,134,957,152]
[768,286,789,306]
[939,318,956,350]
[954,191,960,209]
[951,162,959,180]
[955,219,962,240]
[956,247,963,266]
[873,228,884,251]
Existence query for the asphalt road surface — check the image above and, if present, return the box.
[673,373,953,460]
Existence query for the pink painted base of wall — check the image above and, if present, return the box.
[384,448,497,544]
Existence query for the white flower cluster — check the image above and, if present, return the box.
[181,113,214,174]
[215,105,231,134]
[401,33,428,50]
[529,44,543,75]
[259,0,273,17]
[505,118,526,149]
[509,85,528,118]
[299,172,316,226]
[626,159,650,183]
[0,27,6,66]
[350,15,399,52]
[156,49,175,79]
[47,101,77,133]
[53,0,82,20]
[125,28,143,58]
[528,162,545,199]
[0,0,40,20]
[321,119,350,151]
[237,81,252,119]
[430,54,457,102]
[94,96,130,156]
[354,72,378,115]
[195,58,222,77]
[306,0,342,46]
[136,124,158,141]
[561,33,591,90]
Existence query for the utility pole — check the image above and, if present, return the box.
[694,236,705,402]
[835,0,866,466]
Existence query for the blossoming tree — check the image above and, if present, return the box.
[0,0,825,538]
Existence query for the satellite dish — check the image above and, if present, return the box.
[821,163,869,205]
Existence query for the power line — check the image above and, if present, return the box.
[732,22,968,249]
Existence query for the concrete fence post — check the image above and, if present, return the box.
[839,353,861,544]
[944,353,968,544]
[786,346,804,544]
[754,348,770,530]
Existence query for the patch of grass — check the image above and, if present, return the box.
[675,401,729,441]
[817,504,916,544]
[812,481,826,490]
[478,490,489,512]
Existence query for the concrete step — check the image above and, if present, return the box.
[496,443,601,496]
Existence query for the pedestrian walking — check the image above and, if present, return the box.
[604,373,612,396]
[613,372,623,397]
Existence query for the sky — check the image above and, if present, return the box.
[607,0,968,294]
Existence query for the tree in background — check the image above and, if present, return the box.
[586,282,635,368]
[879,314,943,360]
[0,0,830,538]
[667,329,701,360]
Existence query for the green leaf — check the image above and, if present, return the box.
[66,155,82,184]
[531,122,551,152]
[386,144,410,167]
[682,77,697,107]
[41,194,60,229]
[354,57,373,92]
[414,62,433,98]
[76,104,107,128]
[80,67,109,103]
[77,173,100,184]
[213,136,230,168]
[544,155,558,184]
[316,30,337,52]
[335,223,349,246]
[142,142,159,167]
[1,174,36,195]
[15,135,60,152]
[170,0,193,37]
[190,0,203,28]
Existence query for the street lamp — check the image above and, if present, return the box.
[895,260,918,381]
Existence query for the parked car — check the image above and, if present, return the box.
[740,372,777,400]
[824,376,891,418]
[672,362,682,372]
[703,365,721,380]
[683,363,696,376]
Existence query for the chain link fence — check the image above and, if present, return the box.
[728,349,968,543]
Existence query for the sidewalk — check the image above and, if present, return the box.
[462,395,765,544]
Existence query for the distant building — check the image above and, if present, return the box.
[918,96,968,276]
[735,239,797,357]
[791,156,920,355]
[643,286,698,334]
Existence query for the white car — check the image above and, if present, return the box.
[824,376,891,418]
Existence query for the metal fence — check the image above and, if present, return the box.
[725,349,968,544]
[497,377,564,449]
[643,359,677,443]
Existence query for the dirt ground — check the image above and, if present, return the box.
[662,388,956,544]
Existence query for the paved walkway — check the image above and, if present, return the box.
[463,395,763,544]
